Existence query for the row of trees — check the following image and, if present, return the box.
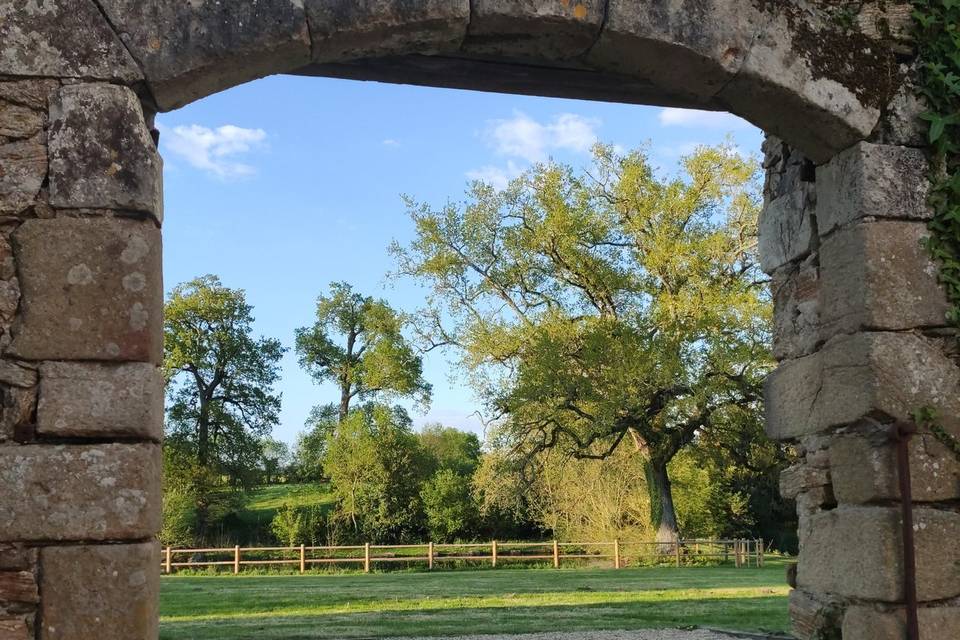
[161,142,797,551]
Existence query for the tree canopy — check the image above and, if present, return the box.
[163,275,285,537]
[295,282,431,422]
[393,143,771,543]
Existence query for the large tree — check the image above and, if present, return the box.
[393,144,771,544]
[295,282,431,423]
[164,275,285,534]
[325,403,433,542]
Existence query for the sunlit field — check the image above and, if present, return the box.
[160,562,790,639]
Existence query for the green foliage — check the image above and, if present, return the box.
[394,143,771,542]
[270,503,329,546]
[418,423,482,476]
[161,443,248,546]
[164,275,285,484]
[325,404,433,542]
[420,468,477,541]
[290,404,339,481]
[913,1,960,329]
[295,282,431,422]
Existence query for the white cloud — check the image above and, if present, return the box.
[160,123,267,178]
[382,138,400,147]
[485,111,600,162]
[466,160,523,190]
[658,108,750,130]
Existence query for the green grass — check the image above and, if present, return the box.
[160,561,790,639]
[238,483,335,525]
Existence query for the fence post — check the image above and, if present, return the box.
[300,544,305,574]
[674,541,681,567]
[165,546,172,574]
[552,540,560,569]
[234,545,240,575]
[734,540,741,568]
[491,540,498,568]
[428,542,434,571]
[758,539,764,567]
[364,542,371,573]
[613,539,621,569]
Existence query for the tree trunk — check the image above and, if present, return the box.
[646,458,680,547]
[197,400,210,467]
[338,383,351,423]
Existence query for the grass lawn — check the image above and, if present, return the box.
[160,561,790,639]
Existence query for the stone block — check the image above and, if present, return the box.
[588,0,759,104]
[0,386,36,444]
[0,362,36,389]
[765,332,960,441]
[819,221,949,338]
[48,84,162,219]
[37,363,163,441]
[718,8,886,163]
[789,589,842,640]
[830,431,960,504]
[759,186,816,274]
[9,218,163,363]
[0,101,42,142]
[0,618,28,640]
[771,256,819,360]
[876,69,928,147]
[0,135,46,216]
[307,1,469,65]
[816,142,931,236]
[0,573,37,605]
[0,443,160,541]
[98,0,311,111]
[0,546,36,573]
[797,506,960,602]
[0,0,141,82]
[40,542,159,640]
[843,605,960,640]
[779,463,830,500]
[465,1,604,60]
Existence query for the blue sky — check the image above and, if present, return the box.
[157,74,763,447]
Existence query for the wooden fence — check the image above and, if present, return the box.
[160,538,764,574]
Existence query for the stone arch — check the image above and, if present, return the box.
[1,1,958,639]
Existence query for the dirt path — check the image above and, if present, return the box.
[394,630,775,640]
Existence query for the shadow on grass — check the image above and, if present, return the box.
[160,596,789,640]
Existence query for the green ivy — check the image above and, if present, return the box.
[912,1,960,459]
[913,0,960,328]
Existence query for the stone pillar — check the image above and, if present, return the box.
[762,131,960,638]
[0,5,164,635]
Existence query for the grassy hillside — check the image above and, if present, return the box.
[229,483,336,544]
[160,562,790,639]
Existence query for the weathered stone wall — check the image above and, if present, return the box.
[761,85,960,636]
[1,1,956,639]
[0,58,163,639]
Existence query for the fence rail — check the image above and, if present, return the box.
[161,538,765,574]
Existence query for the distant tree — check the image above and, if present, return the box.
[418,424,482,476]
[295,282,431,423]
[290,404,338,482]
[164,275,285,536]
[325,404,432,542]
[259,437,292,485]
[394,144,770,544]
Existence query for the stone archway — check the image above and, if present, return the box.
[1,2,957,638]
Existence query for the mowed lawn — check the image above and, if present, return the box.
[160,562,790,639]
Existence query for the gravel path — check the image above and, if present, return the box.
[393,630,772,640]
